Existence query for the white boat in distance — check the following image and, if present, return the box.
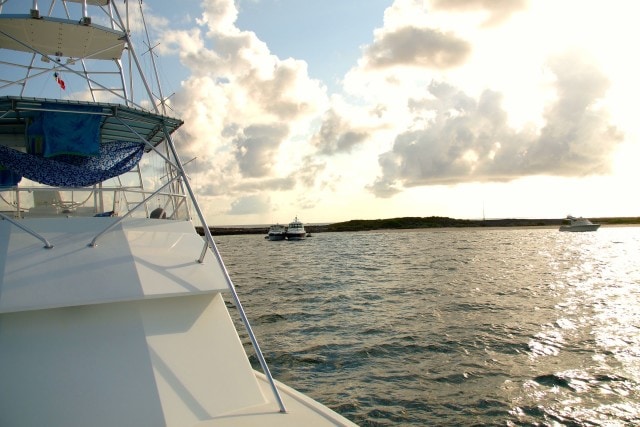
[559,215,601,232]
[286,216,307,240]
[267,223,287,240]
[0,2,356,426]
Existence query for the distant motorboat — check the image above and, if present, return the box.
[559,216,600,232]
[286,216,307,240]
[266,223,287,240]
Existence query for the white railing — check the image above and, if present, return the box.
[0,211,54,248]
[0,185,189,221]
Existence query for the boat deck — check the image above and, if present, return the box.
[0,218,228,314]
[198,373,356,426]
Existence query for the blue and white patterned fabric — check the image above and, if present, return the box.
[0,142,144,187]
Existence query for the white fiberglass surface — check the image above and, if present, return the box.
[0,293,267,426]
[0,217,228,313]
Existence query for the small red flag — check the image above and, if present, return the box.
[53,72,65,90]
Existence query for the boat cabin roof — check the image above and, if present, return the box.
[0,96,183,150]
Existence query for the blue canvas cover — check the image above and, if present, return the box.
[27,103,102,157]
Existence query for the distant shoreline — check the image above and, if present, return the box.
[196,216,640,236]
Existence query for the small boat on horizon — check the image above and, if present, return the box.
[286,216,307,240]
[559,215,601,232]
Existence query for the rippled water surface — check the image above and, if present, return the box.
[215,227,640,426]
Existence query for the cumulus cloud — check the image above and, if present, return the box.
[140,0,627,222]
[197,0,239,34]
[311,109,371,154]
[371,54,623,197]
[152,0,328,215]
[364,26,471,69]
[232,124,289,177]
[369,52,623,196]
[430,0,528,27]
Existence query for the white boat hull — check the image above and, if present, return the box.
[286,232,306,240]
[559,216,600,232]
[0,293,355,426]
[0,218,356,426]
[286,217,306,240]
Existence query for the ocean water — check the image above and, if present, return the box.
[215,227,640,426]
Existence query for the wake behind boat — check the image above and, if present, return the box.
[0,2,355,426]
[559,215,601,232]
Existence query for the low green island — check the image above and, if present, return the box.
[196,216,640,236]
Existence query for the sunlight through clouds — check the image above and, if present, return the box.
[144,0,639,224]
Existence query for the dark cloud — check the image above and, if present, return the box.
[233,123,289,178]
[311,109,370,154]
[523,53,621,176]
[431,0,528,27]
[364,26,471,69]
[370,53,623,197]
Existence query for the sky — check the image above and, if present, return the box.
[36,0,640,225]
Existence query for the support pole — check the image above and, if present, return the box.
[162,124,287,413]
